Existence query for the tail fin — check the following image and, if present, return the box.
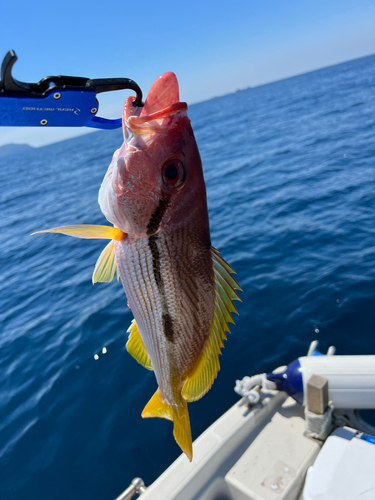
[142,389,193,461]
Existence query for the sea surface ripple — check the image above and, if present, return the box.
[0,55,375,499]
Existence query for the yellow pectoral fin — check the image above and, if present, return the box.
[126,319,153,370]
[31,224,125,241]
[142,389,192,461]
[92,240,119,284]
[182,248,242,403]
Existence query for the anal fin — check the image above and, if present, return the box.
[126,319,153,371]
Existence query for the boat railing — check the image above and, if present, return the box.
[114,478,147,500]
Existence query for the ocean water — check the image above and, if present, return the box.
[1,55,375,499]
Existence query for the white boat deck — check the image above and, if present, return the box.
[137,391,322,500]
[116,343,375,500]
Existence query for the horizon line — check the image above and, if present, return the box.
[1,51,374,150]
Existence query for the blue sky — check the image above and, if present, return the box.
[1,0,374,147]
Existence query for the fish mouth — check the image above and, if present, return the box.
[123,72,188,148]
[127,102,187,136]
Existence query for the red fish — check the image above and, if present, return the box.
[33,72,241,461]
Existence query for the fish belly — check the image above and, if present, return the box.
[114,228,215,404]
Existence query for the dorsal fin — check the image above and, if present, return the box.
[126,319,153,370]
[181,248,242,402]
[92,240,120,283]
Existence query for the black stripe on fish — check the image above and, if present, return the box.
[146,197,169,236]
[162,313,174,342]
[148,234,175,342]
[149,234,162,288]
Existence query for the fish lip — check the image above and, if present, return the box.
[127,102,188,135]
[130,102,188,125]
[122,102,188,150]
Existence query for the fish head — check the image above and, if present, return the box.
[99,72,207,238]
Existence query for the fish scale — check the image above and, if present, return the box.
[116,237,164,371]
[116,230,215,398]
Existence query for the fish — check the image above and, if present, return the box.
[32,72,241,461]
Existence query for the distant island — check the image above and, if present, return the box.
[0,143,35,158]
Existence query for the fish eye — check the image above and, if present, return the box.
[162,159,185,188]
